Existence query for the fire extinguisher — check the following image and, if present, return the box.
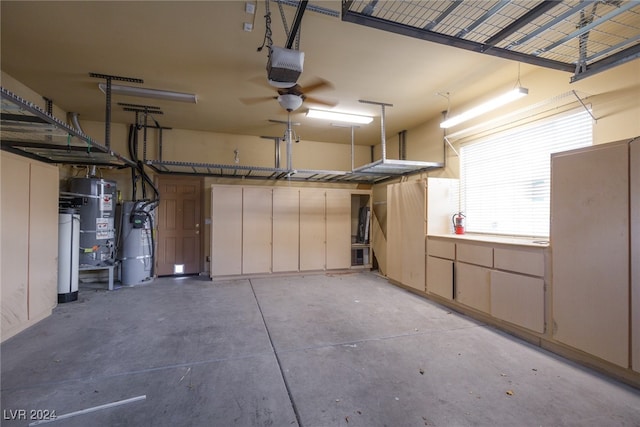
[452,212,465,235]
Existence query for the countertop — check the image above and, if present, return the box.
[428,233,550,248]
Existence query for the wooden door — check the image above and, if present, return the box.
[273,187,299,273]
[242,187,272,274]
[156,175,203,276]
[211,186,243,276]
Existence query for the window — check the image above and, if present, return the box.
[460,109,592,237]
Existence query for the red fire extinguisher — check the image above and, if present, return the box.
[452,212,465,235]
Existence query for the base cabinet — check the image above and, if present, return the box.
[426,256,454,300]
[455,262,491,313]
[427,236,547,333]
[491,270,544,333]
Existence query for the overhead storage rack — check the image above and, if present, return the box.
[1,86,443,183]
[1,87,134,168]
[343,0,640,82]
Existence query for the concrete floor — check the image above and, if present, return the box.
[1,272,639,427]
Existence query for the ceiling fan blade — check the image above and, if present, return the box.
[304,96,337,108]
[240,96,277,105]
[299,78,333,94]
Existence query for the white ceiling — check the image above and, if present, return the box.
[1,1,550,146]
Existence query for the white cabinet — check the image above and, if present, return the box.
[1,152,58,342]
[551,141,630,368]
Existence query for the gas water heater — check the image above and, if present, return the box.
[69,177,117,266]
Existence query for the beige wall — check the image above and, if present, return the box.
[3,58,640,274]
[370,58,640,271]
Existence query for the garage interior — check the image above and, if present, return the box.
[1,1,640,426]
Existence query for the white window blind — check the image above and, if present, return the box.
[459,109,592,237]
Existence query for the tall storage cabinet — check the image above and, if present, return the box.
[242,187,272,274]
[1,152,58,342]
[300,189,326,271]
[631,138,639,373]
[211,184,371,278]
[326,190,351,270]
[273,187,299,273]
[387,180,426,291]
[211,186,243,276]
[551,141,631,368]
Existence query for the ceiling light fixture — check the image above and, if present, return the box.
[306,108,373,124]
[98,83,198,104]
[440,86,528,129]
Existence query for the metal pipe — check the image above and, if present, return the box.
[359,99,393,161]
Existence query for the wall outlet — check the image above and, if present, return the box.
[243,22,253,32]
[245,2,256,14]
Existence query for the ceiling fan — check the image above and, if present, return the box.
[241,77,336,112]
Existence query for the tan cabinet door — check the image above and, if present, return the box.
[491,270,544,333]
[631,139,640,373]
[456,262,491,313]
[211,186,243,277]
[1,153,31,336]
[273,188,299,273]
[551,142,629,368]
[242,187,272,274]
[300,189,325,271]
[28,161,58,320]
[326,190,351,270]
[426,256,454,299]
[386,183,403,283]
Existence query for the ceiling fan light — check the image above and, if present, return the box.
[278,94,303,112]
[440,86,528,129]
[98,83,198,104]
[306,108,373,124]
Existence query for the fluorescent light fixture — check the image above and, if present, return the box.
[98,83,197,104]
[440,87,528,129]
[306,108,373,124]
